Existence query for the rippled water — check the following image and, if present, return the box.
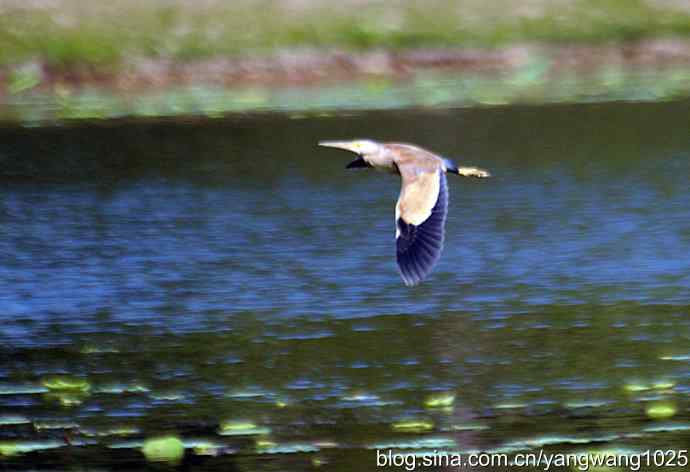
[1,100,690,470]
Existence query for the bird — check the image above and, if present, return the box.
[318,139,490,286]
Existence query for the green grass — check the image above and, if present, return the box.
[1,0,690,68]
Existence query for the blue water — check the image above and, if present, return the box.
[1,101,690,469]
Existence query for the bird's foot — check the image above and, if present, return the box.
[457,166,491,178]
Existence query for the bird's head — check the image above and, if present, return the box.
[318,139,381,168]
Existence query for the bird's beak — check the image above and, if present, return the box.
[318,141,370,169]
[318,141,359,153]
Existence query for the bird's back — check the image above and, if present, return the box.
[383,143,445,174]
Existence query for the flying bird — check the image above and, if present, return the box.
[319,139,490,286]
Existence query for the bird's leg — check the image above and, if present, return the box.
[457,166,491,178]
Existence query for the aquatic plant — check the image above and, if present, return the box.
[141,435,185,464]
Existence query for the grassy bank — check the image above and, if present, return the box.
[2,0,690,67]
[2,0,690,124]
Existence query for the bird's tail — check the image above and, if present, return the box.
[444,158,491,178]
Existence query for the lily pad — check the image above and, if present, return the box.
[141,436,185,464]
[424,393,456,408]
[218,420,270,436]
[44,392,89,407]
[41,376,91,393]
[392,420,434,433]
[624,383,650,393]
[646,402,676,420]
[183,439,226,456]
[0,440,63,457]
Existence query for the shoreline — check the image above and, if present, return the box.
[2,39,690,125]
[3,39,690,94]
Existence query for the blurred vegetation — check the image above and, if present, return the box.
[5,65,690,124]
[1,0,690,67]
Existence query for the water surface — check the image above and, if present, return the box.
[1,101,690,470]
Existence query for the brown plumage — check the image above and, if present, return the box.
[319,139,490,286]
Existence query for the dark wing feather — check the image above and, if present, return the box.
[396,172,448,286]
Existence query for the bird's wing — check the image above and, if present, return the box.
[395,165,448,286]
